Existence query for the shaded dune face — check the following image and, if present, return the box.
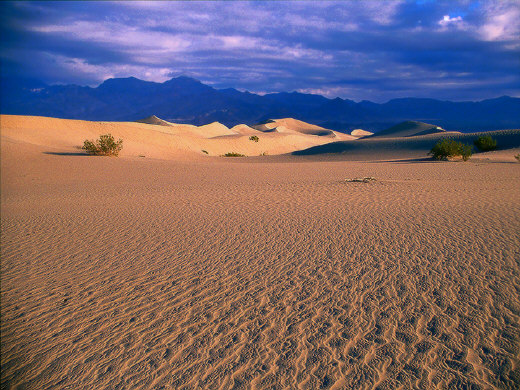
[369,121,447,138]
[135,115,175,127]
[1,116,520,389]
[294,128,520,158]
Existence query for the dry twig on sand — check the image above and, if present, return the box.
[345,177,377,183]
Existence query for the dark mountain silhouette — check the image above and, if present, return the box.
[1,76,519,132]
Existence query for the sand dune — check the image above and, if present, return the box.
[370,120,448,138]
[188,122,238,138]
[1,115,520,389]
[295,128,520,161]
[0,115,344,158]
[351,129,373,137]
[230,124,263,135]
[252,118,357,140]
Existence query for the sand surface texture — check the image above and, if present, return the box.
[2,116,520,389]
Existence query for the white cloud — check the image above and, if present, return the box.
[438,15,463,26]
[4,0,518,101]
[57,55,174,84]
[480,1,520,41]
[296,86,352,99]
[363,0,404,25]
[30,21,192,54]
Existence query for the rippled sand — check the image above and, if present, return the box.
[2,136,520,389]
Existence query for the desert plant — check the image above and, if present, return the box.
[83,133,123,156]
[222,152,245,157]
[459,143,473,161]
[515,154,520,162]
[429,139,472,161]
[474,135,497,151]
[249,135,259,142]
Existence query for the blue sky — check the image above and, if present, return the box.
[1,0,518,102]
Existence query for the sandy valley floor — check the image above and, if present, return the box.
[1,117,520,389]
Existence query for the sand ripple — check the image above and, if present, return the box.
[2,155,520,389]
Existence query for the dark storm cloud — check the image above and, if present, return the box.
[1,0,518,101]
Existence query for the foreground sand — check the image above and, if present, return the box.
[2,119,520,389]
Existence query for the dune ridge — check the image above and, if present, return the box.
[294,128,520,160]
[135,115,175,127]
[351,129,373,137]
[369,120,447,138]
[252,118,357,140]
[0,115,346,158]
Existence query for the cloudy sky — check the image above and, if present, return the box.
[1,0,518,102]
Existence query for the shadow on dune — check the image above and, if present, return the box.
[293,129,520,159]
[43,152,90,156]
[373,157,436,164]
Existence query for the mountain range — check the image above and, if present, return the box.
[1,76,519,133]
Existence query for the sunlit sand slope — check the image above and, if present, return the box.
[0,115,343,158]
[253,118,357,140]
[351,129,373,137]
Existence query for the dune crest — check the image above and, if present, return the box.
[252,118,357,140]
[189,122,237,138]
[135,115,175,127]
[230,124,263,135]
[351,129,373,137]
[370,120,449,138]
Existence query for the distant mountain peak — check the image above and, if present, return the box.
[165,75,203,84]
[97,76,154,90]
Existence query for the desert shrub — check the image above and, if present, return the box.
[515,154,520,162]
[249,135,259,142]
[83,133,123,156]
[474,135,497,151]
[222,152,245,157]
[459,143,473,161]
[429,139,472,161]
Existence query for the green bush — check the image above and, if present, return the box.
[429,139,472,161]
[515,154,520,162]
[249,135,259,142]
[474,135,497,151]
[222,152,245,157]
[83,133,123,156]
[459,144,473,161]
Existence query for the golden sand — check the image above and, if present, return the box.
[1,116,520,389]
